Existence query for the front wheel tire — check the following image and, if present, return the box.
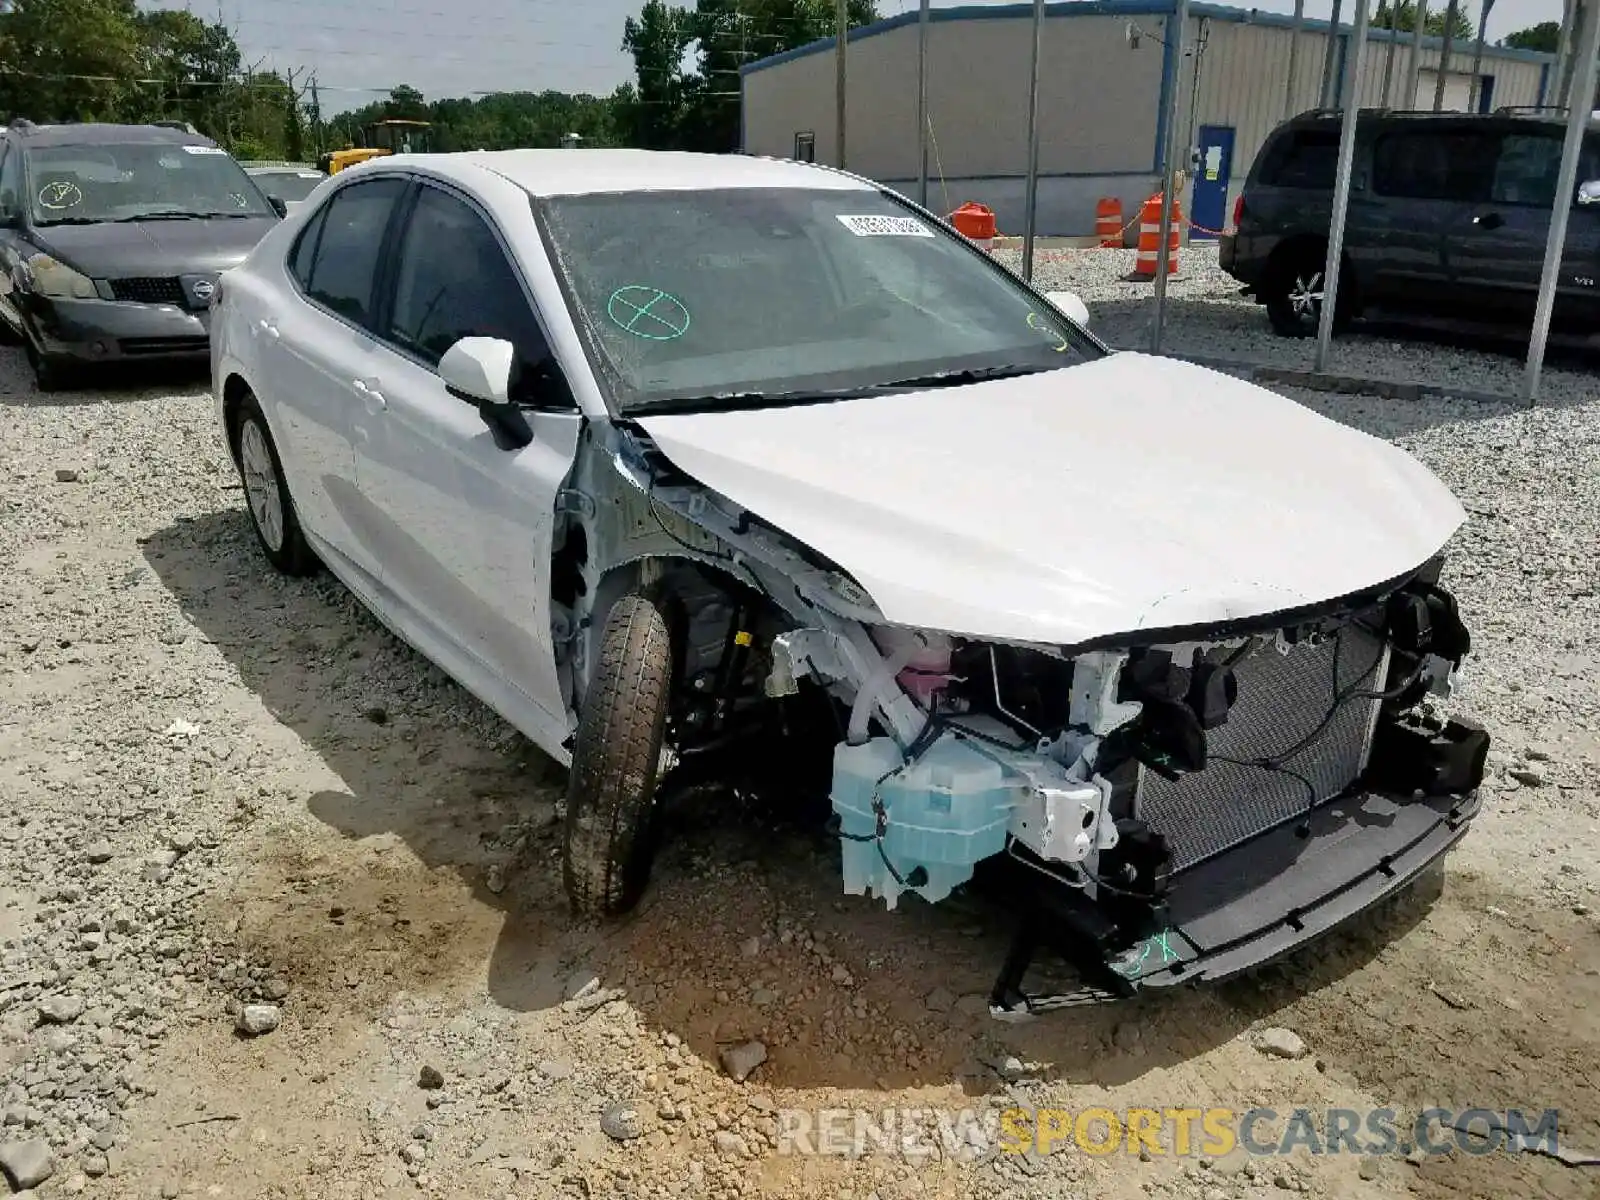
[232,391,318,576]
[1264,251,1352,338]
[563,591,676,918]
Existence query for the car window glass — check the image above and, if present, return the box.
[386,184,548,368]
[1262,130,1338,189]
[1373,130,1497,202]
[0,145,22,219]
[538,187,1097,413]
[1491,133,1565,207]
[288,203,328,289]
[303,177,406,326]
[22,142,274,224]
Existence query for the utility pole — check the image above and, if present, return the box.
[834,0,847,168]
[1319,0,1345,108]
[1405,0,1428,107]
[1316,0,1374,371]
[1380,1,1398,105]
[1151,0,1191,353]
[310,75,322,157]
[1433,0,1459,111]
[1525,0,1600,404]
[1022,0,1044,281]
[917,0,929,207]
[1285,0,1305,121]
[1558,1,1588,107]
[1466,0,1495,113]
[1546,0,1575,105]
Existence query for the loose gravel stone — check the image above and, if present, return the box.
[235,1005,280,1036]
[1254,1027,1309,1060]
[718,1041,767,1083]
[0,1138,55,1190]
[600,1101,646,1141]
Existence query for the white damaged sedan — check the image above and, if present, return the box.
[211,149,1489,1014]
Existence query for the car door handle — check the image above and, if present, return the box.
[256,317,280,340]
[352,377,387,412]
[1471,212,1505,230]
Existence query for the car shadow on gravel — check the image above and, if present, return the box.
[0,345,210,407]
[142,507,1446,1093]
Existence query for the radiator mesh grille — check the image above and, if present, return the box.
[1136,628,1388,873]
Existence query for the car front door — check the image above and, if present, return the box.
[257,174,409,584]
[1446,128,1600,328]
[353,178,583,726]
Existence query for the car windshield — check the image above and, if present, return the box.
[250,169,325,201]
[25,142,273,225]
[536,187,1100,413]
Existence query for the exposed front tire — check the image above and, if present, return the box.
[231,390,319,576]
[563,591,676,918]
[1263,246,1352,338]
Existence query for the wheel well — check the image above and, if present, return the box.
[1266,236,1359,309]
[221,373,253,464]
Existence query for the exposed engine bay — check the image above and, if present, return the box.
[548,423,1490,1016]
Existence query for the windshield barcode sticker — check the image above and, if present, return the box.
[836,214,934,238]
[181,145,226,155]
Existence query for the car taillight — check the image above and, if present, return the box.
[1232,195,1245,230]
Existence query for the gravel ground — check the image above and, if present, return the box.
[1,278,1598,1200]
[994,241,1600,404]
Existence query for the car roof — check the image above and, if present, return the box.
[1280,108,1598,134]
[372,148,875,197]
[4,121,221,150]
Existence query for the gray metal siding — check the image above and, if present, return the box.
[742,8,1557,235]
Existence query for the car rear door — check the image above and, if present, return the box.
[253,174,409,585]
[353,177,583,727]
[1356,124,1471,312]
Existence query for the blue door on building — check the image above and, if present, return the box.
[1190,125,1236,242]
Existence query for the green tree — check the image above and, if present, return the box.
[0,0,146,123]
[1372,0,1474,39]
[1501,21,1561,53]
[622,0,878,153]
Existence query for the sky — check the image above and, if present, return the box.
[143,0,1570,111]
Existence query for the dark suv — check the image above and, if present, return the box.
[0,119,285,389]
[1221,109,1600,338]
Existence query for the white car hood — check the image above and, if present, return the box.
[635,353,1466,646]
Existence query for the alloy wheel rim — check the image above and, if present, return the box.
[1290,271,1324,323]
[239,420,285,553]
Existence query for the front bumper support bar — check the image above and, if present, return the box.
[989,786,1481,1017]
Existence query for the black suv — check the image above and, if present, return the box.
[0,119,285,389]
[1221,109,1600,338]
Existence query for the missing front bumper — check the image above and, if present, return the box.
[989,784,1482,1015]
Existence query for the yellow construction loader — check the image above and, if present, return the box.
[317,119,433,174]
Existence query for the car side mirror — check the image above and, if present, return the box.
[267,195,288,218]
[1043,289,1090,328]
[440,336,534,450]
[1577,180,1600,208]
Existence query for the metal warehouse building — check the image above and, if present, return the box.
[738,0,1558,239]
